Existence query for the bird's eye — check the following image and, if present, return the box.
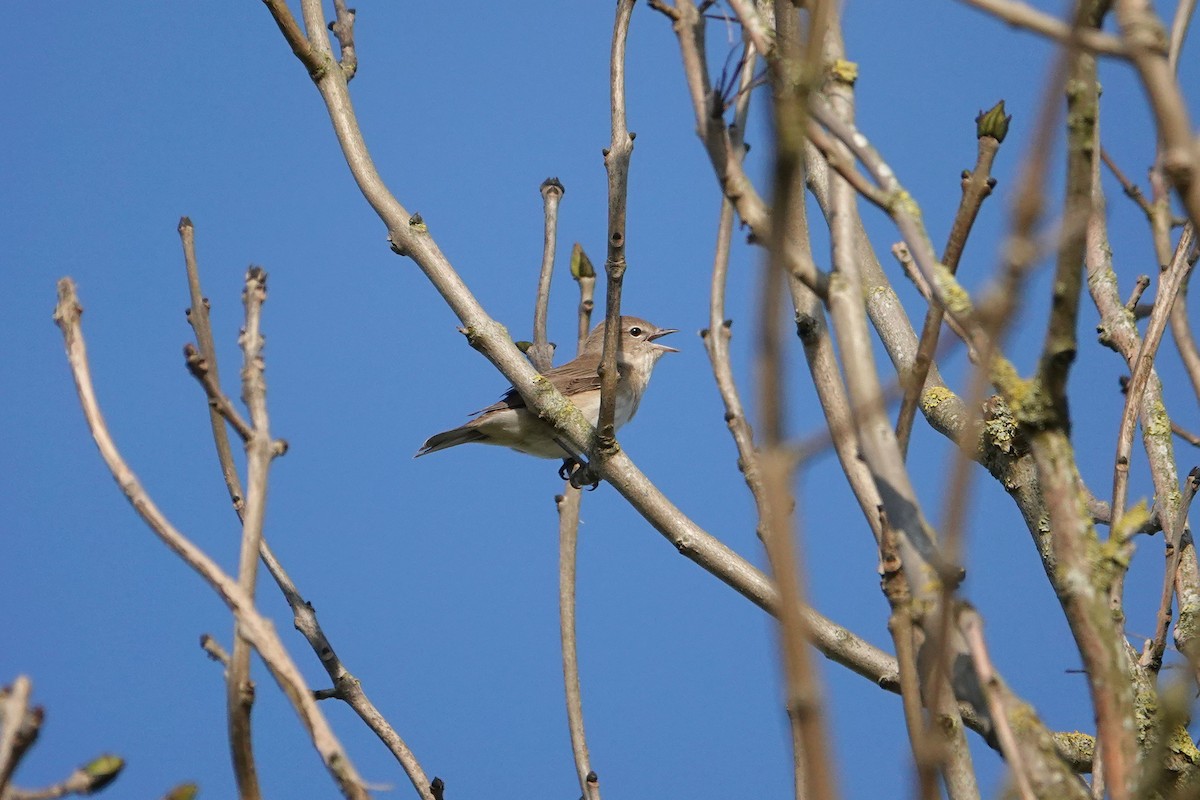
[629,326,643,337]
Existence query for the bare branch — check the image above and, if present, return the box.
[530,177,565,373]
[179,217,247,516]
[559,239,599,800]
[957,0,1129,56]
[896,104,1006,458]
[53,278,370,800]
[1111,224,1196,540]
[1116,0,1200,232]
[328,0,357,81]
[596,0,637,454]
[179,221,433,798]
[0,677,36,792]
[959,611,1037,800]
[201,634,232,668]
[557,489,597,800]
[1143,467,1200,671]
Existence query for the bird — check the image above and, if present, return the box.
[415,316,678,462]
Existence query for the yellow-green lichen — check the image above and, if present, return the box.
[1055,730,1096,760]
[990,359,1053,426]
[983,410,1018,455]
[1143,395,1173,439]
[1167,723,1200,762]
[932,263,974,317]
[1112,499,1151,541]
[829,58,858,84]
[920,385,955,411]
[887,189,923,220]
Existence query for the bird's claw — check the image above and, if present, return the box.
[560,458,600,490]
[558,459,576,481]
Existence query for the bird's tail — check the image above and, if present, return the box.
[414,426,487,457]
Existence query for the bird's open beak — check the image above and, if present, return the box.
[649,328,679,353]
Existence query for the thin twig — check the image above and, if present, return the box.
[571,244,596,346]
[53,279,370,800]
[179,220,433,799]
[764,11,836,796]
[891,243,979,363]
[814,14,982,799]
[1167,0,1197,73]
[261,0,325,78]
[557,488,597,800]
[225,266,280,800]
[652,2,781,265]
[1100,149,1155,221]
[0,677,35,792]
[956,0,1129,56]
[596,0,637,455]
[701,38,763,504]
[1115,1,1200,232]
[201,634,232,668]
[530,178,564,372]
[1111,224,1196,541]
[1087,138,1200,686]
[557,192,599,800]
[179,218,248,513]
[328,0,357,81]
[1168,261,1200,406]
[959,610,1038,800]
[5,755,125,800]
[1143,468,1200,671]
[1028,11,1140,795]
[1173,422,1200,447]
[896,104,1006,458]
[879,517,939,800]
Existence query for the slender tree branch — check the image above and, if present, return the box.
[1115,0,1200,233]
[179,220,434,799]
[957,0,1129,56]
[201,633,232,668]
[557,488,597,800]
[1111,224,1196,535]
[261,0,325,78]
[328,0,357,81]
[879,519,938,800]
[763,9,837,797]
[571,244,596,347]
[53,278,370,800]
[896,104,1006,458]
[530,178,564,373]
[959,610,1037,800]
[1143,468,1200,671]
[1087,158,1200,702]
[1100,149,1156,221]
[0,677,35,792]
[701,40,763,512]
[558,202,599,800]
[5,755,125,800]
[179,218,248,515]
[1168,260,1200,407]
[226,266,274,800]
[596,0,636,456]
[1025,12,1139,795]
[1167,0,1197,74]
[652,0,789,282]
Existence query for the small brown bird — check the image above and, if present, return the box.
[415,316,678,460]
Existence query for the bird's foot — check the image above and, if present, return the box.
[560,458,600,490]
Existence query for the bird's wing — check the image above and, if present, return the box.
[469,362,601,416]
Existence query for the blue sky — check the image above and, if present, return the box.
[4,2,1198,798]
